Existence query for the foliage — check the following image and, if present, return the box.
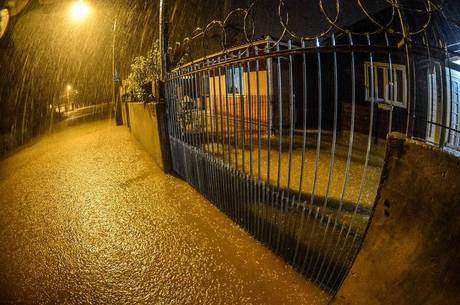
[123,40,160,101]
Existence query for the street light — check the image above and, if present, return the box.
[66,84,72,111]
[69,0,91,22]
[68,1,122,124]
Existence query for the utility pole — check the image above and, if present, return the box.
[157,0,172,173]
[112,18,116,117]
[113,18,123,125]
[159,0,169,80]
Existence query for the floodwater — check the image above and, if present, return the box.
[0,121,330,305]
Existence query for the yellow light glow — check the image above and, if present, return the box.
[70,1,91,22]
[67,85,72,91]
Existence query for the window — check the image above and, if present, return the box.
[226,66,244,94]
[364,62,407,108]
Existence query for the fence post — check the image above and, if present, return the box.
[395,0,415,137]
[156,0,172,173]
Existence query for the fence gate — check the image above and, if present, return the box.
[163,0,458,295]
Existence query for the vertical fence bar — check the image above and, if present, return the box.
[255,46,263,239]
[446,43,454,146]
[247,59,253,179]
[265,41,274,247]
[287,40,295,195]
[300,36,323,276]
[275,43,284,254]
[385,32,394,134]
[223,62,232,166]
[211,62,221,158]
[329,32,378,292]
[207,62,215,156]
[292,38,308,266]
[322,33,357,291]
[313,32,339,284]
[231,63,239,171]
[276,43,283,191]
[217,59,226,162]
[255,46,262,181]
[194,68,204,152]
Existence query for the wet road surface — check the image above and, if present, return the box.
[0,121,329,305]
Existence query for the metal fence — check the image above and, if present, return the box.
[164,0,459,295]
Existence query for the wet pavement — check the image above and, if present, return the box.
[0,121,329,305]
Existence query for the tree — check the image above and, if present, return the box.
[123,40,160,101]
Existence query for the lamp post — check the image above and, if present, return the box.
[66,84,72,111]
[156,0,172,173]
[159,0,169,81]
[112,17,123,125]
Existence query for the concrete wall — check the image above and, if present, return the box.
[331,133,460,305]
[126,102,168,172]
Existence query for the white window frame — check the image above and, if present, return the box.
[426,65,439,144]
[364,61,407,108]
[446,68,460,149]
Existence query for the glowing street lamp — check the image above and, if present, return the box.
[65,84,73,111]
[69,0,91,23]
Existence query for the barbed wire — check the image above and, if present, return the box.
[170,0,450,65]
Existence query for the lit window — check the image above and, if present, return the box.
[364,62,407,108]
[226,66,244,94]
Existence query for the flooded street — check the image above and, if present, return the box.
[0,0,459,304]
[0,121,329,305]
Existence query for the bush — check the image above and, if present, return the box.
[123,41,160,102]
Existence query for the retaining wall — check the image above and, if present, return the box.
[331,133,460,305]
[126,102,170,172]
